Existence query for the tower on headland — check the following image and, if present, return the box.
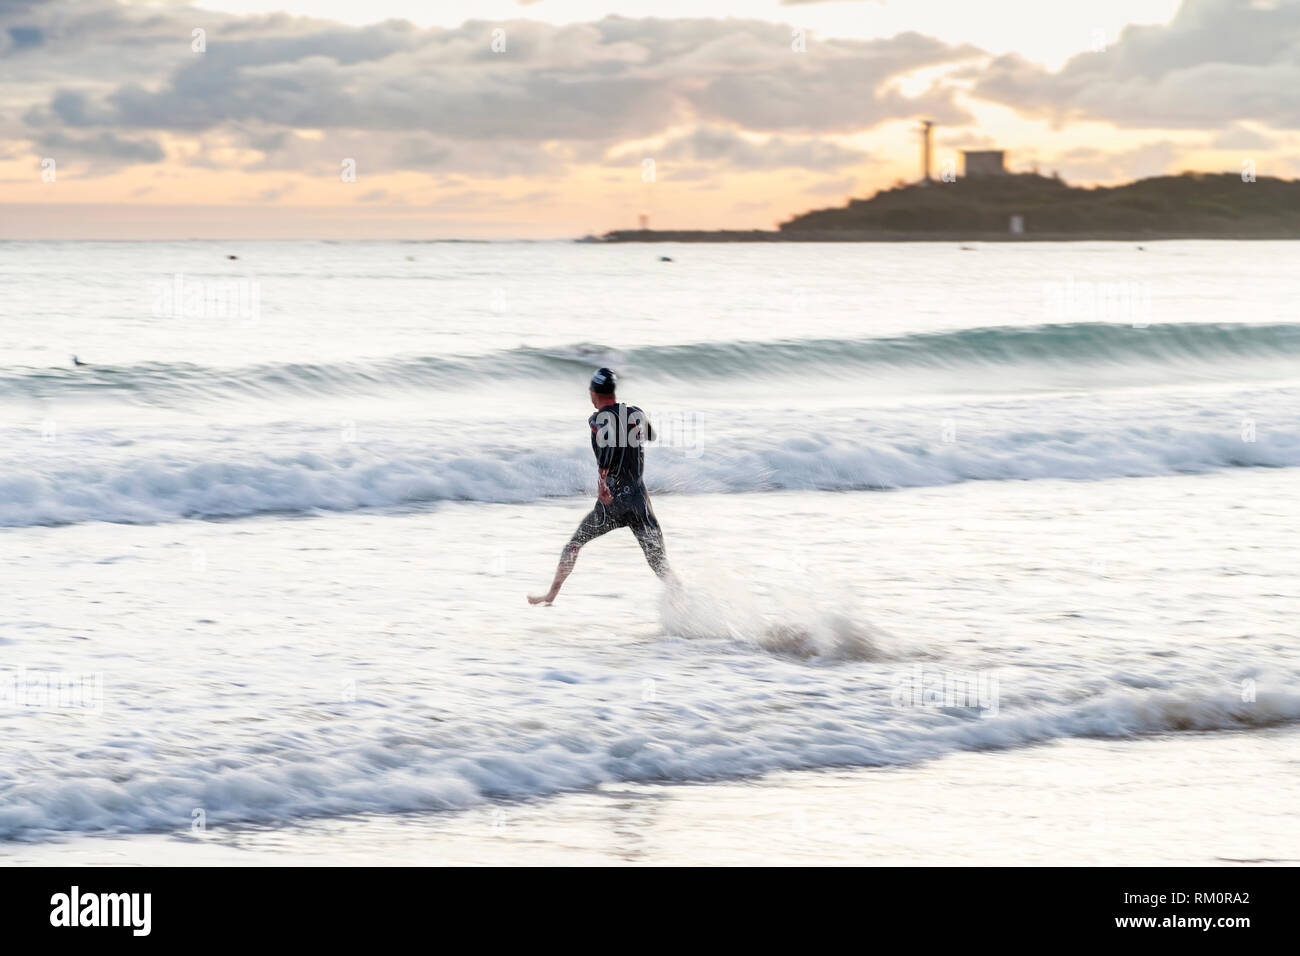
[920,120,934,182]
[962,150,1006,178]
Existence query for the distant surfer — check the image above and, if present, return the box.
[71,355,87,367]
[529,367,675,605]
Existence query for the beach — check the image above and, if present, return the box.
[4,728,1296,865]
[1,240,1297,864]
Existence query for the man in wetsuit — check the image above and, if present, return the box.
[528,367,674,605]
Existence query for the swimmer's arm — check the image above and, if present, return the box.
[597,467,612,504]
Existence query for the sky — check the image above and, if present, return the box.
[1,0,1296,238]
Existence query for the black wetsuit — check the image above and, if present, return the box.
[565,402,670,577]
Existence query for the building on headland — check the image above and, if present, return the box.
[962,150,1006,178]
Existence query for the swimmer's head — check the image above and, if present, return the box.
[589,367,617,406]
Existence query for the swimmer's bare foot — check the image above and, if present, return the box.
[527,590,557,606]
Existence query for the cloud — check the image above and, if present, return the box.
[1047,140,1183,181]
[34,129,165,164]
[937,131,999,150]
[1209,122,1277,150]
[7,24,41,48]
[803,175,857,195]
[651,125,868,171]
[93,19,966,139]
[971,0,1300,130]
[683,30,978,133]
[254,183,297,202]
[4,5,981,181]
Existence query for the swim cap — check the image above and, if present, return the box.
[590,367,617,394]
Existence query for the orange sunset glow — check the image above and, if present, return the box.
[1,0,1295,237]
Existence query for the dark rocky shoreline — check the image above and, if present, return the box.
[591,172,1300,243]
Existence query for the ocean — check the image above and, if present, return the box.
[1,239,1297,864]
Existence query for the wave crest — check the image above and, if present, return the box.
[10,322,1300,406]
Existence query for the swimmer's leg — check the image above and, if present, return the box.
[627,495,676,585]
[528,504,617,605]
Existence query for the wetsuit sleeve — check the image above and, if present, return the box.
[591,410,617,469]
[632,407,654,443]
